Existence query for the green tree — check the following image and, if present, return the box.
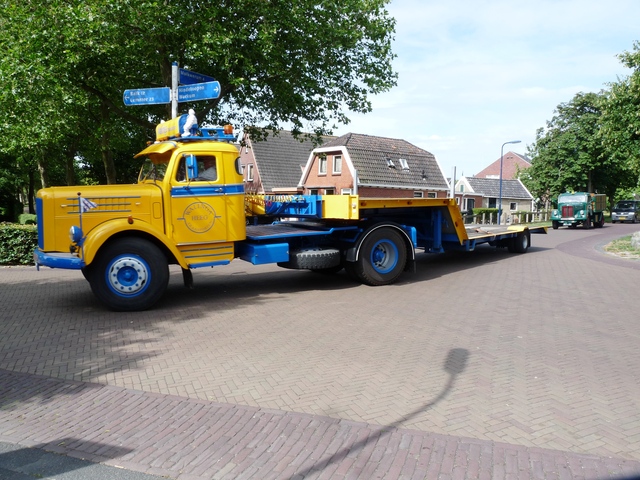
[0,0,397,202]
[600,41,640,201]
[522,92,629,208]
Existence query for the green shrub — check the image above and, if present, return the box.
[18,213,37,225]
[0,223,38,265]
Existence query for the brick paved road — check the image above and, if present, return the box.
[1,224,640,478]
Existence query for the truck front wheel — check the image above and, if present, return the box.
[350,228,407,286]
[584,216,591,229]
[552,220,559,230]
[89,238,169,311]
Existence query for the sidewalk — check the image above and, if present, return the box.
[1,369,639,480]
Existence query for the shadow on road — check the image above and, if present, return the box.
[289,348,470,479]
[0,437,147,479]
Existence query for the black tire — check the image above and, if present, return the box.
[351,228,407,286]
[89,238,169,311]
[278,248,341,270]
[583,216,591,229]
[595,213,604,228]
[508,231,530,253]
[311,264,344,274]
[612,220,617,224]
[81,265,93,281]
[552,221,559,230]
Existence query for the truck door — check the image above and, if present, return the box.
[169,153,228,244]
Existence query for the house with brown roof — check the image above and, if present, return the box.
[299,133,449,198]
[239,129,335,194]
[475,151,531,180]
[454,176,534,222]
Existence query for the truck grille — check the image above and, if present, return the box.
[64,196,140,214]
[562,206,574,217]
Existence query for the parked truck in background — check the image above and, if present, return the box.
[551,192,606,229]
[33,114,546,311]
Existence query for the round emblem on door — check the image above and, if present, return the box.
[182,202,216,233]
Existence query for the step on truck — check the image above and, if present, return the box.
[551,192,606,229]
[34,115,547,311]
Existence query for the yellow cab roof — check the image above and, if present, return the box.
[134,140,239,159]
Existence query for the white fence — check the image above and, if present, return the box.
[464,211,551,225]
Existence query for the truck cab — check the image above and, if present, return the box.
[551,192,606,229]
[34,117,245,310]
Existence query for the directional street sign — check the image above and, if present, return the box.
[177,81,221,102]
[123,87,171,106]
[179,68,215,85]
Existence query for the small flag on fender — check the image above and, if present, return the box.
[79,197,98,213]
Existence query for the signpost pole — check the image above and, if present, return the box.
[171,62,179,119]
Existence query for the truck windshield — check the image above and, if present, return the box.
[138,158,168,183]
[559,194,588,203]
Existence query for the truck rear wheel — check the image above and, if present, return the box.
[508,231,530,253]
[351,228,407,286]
[89,238,169,311]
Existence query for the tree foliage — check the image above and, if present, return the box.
[600,41,640,185]
[523,49,640,209]
[0,0,396,218]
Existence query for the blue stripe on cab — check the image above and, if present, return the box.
[171,184,244,197]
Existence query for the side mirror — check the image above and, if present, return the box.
[185,154,198,179]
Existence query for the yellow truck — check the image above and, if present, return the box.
[34,115,546,311]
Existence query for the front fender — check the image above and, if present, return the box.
[82,218,188,269]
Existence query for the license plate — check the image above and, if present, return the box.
[620,216,627,220]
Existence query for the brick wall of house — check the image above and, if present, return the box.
[239,141,263,194]
[304,153,355,194]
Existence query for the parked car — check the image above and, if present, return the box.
[611,200,640,223]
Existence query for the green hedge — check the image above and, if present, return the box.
[0,223,38,265]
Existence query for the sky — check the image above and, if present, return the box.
[331,0,640,180]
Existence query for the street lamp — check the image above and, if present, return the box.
[498,140,521,225]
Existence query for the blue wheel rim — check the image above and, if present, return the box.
[105,254,150,297]
[370,239,399,274]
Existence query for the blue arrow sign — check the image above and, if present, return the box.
[123,87,171,106]
[179,68,215,85]
[177,81,221,102]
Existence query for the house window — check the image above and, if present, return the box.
[488,198,497,208]
[332,155,342,174]
[247,164,254,181]
[341,188,352,195]
[399,158,409,170]
[324,188,335,195]
[309,189,319,195]
[510,202,517,211]
[319,156,327,175]
[427,192,437,198]
[413,191,423,198]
